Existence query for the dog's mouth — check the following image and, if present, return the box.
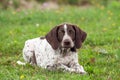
[62,45,72,48]
[62,42,73,48]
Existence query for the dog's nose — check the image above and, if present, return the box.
[64,39,70,45]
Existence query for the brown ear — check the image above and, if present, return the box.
[45,26,60,50]
[73,25,87,49]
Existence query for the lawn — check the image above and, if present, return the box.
[0,4,120,80]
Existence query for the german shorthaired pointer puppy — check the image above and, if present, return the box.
[22,23,87,74]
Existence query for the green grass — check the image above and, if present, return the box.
[0,5,120,80]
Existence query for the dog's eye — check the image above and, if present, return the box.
[61,30,65,33]
[69,30,73,34]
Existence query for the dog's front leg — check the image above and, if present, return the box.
[69,62,87,74]
[46,63,75,73]
[57,64,76,73]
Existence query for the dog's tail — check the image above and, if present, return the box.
[17,60,26,66]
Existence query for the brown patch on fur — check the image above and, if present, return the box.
[72,25,87,49]
[29,51,37,65]
[46,26,60,50]
[40,36,45,39]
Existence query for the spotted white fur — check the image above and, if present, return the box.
[21,37,86,74]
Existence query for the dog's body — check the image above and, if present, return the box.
[22,23,87,74]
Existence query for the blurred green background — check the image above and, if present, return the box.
[0,0,120,80]
[0,0,120,10]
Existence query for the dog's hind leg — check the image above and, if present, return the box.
[23,40,37,65]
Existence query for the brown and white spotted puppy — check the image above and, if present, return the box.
[21,23,87,74]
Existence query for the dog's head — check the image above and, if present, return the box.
[45,23,87,51]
